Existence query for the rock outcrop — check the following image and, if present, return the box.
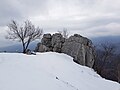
[35,33,95,68]
[51,33,65,52]
[35,34,52,52]
[61,34,95,68]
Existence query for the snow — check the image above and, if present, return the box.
[0,52,119,90]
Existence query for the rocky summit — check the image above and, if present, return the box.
[35,33,95,68]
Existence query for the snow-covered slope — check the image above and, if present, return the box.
[0,52,119,90]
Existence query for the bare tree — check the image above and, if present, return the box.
[94,42,117,74]
[6,20,43,53]
[58,28,69,38]
[100,42,116,63]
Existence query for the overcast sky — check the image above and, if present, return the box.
[0,0,120,47]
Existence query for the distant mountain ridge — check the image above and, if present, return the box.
[0,42,38,52]
[91,36,120,45]
[91,36,120,54]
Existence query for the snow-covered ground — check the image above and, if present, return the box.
[0,52,119,90]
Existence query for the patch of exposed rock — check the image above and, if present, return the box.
[35,33,95,68]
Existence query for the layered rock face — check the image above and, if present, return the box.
[35,33,95,68]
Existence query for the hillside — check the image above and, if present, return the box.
[0,52,119,90]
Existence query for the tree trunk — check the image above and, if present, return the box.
[25,39,31,53]
[22,41,26,53]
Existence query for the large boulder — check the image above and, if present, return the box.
[36,33,95,68]
[51,33,65,52]
[35,33,65,52]
[35,43,48,52]
[35,33,52,52]
[41,33,52,47]
[61,34,95,68]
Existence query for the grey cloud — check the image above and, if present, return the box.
[0,0,49,26]
[0,0,120,47]
[18,0,49,15]
[0,0,23,26]
[0,0,120,35]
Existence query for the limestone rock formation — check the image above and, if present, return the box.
[35,34,52,52]
[35,43,48,52]
[61,34,95,68]
[35,33,95,68]
[51,33,65,52]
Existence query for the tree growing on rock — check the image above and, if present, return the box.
[58,28,69,39]
[6,20,43,53]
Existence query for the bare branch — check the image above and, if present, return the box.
[58,28,69,38]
